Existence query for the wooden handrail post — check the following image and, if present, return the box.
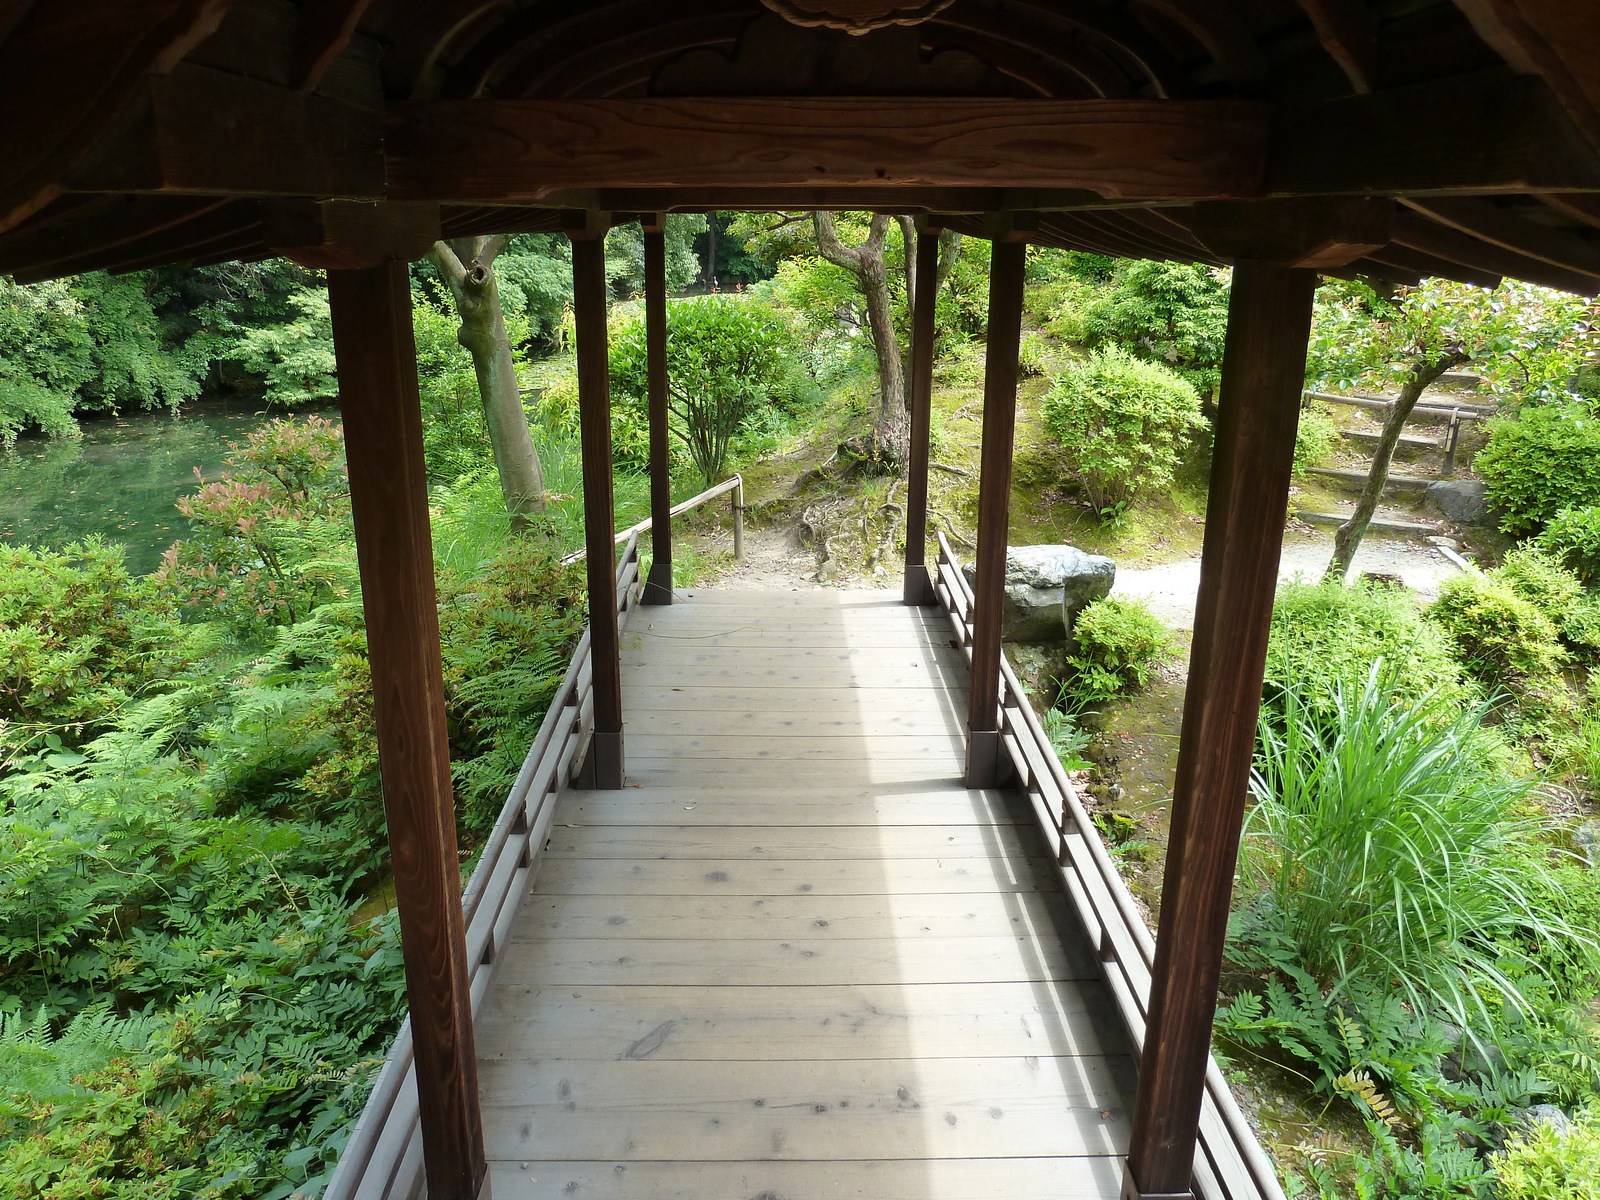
[568,212,625,790]
[327,262,487,1200]
[1124,260,1317,1200]
[903,219,942,606]
[732,475,745,560]
[964,232,1028,789]
[641,217,673,604]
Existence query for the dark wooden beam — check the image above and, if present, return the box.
[1367,243,1503,290]
[1403,195,1600,278]
[277,199,441,270]
[641,219,673,606]
[65,63,384,199]
[569,216,625,789]
[903,220,942,608]
[1124,261,1319,1200]
[1392,209,1600,293]
[1537,191,1600,230]
[0,0,235,233]
[964,233,1028,790]
[1293,0,1377,94]
[326,261,487,1200]
[1269,70,1600,196]
[385,97,1270,202]
[1190,196,1395,267]
[294,0,376,92]
[1452,0,1600,151]
[0,194,227,279]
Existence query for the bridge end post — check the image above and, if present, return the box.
[641,216,674,605]
[903,218,942,607]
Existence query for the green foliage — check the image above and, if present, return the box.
[1308,277,1597,406]
[1070,260,1230,397]
[1536,505,1600,586]
[1040,348,1206,513]
[410,293,498,483]
[0,538,201,754]
[1264,579,1466,727]
[1478,403,1600,538]
[1041,708,1092,771]
[1493,1106,1600,1199]
[610,297,813,487]
[1293,400,1339,476]
[1063,596,1174,705]
[1238,666,1587,1026]
[1494,548,1584,629]
[222,287,339,408]
[156,416,353,639]
[1428,570,1568,691]
[605,214,708,296]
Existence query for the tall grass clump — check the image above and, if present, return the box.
[1237,665,1589,1029]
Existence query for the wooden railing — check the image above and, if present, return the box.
[931,532,1286,1200]
[323,476,739,1200]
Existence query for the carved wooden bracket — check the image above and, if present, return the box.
[759,0,955,35]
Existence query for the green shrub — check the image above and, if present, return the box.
[1428,570,1569,689]
[1074,259,1230,397]
[1065,596,1174,705]
[1492,1106,1600,1200]
[1040,348,1206,513]
[1537,504,1600,585]
[1239,667,1589,1024]
[1495,547,1585,628]
[1477,403,1600,537]
[0,538,199,751]
[1264,579,1466,726]
[1292,400,1338,476]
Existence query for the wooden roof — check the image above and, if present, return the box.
[3,0,1600,291]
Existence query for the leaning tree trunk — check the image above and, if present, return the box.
[814,211,908,469]
[1324,347,1467,581]
[430,237,547,532]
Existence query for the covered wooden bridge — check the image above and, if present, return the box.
[6,2,1600,1198]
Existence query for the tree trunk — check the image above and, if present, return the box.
[429,236,547,531]
[1324,347,1467,581]
[814,212,908,468]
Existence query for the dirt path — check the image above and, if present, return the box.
[1113,532,1465,631]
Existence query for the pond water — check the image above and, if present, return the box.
[0,398,285,575]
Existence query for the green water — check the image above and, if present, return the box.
[0,399,287,575]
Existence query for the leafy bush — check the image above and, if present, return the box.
[1428,570,1569,690]
[1536,504,1600,585]
[610,297,813,487]
[1040,347,1206,512]
[0,539,200,752]
[1064,596,1174,705]
[1494,547,1584,629]
[1493,1106,1600,1200]
[1477,403,1600,537]
[1239,667,1588,1026]
[223,286,340,408]
[1073,260,1230,397]
[156,416,353,637]
[1264,579,1466,727]
[1292,400,1338,476]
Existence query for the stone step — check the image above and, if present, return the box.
[1340,428,1443,450]
[1307,466,1433,491]
[1294,507,1439,536]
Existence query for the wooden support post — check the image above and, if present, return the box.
[964,235,1027,789]
[641,217,673,605]
[903,220,941,607]
[568,215,625,789]
[326,263,487,1200]
[1123,261,1317,1200]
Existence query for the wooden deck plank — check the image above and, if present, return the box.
[531,855,1057,896]
[486,1155,1127,1199]
[622,646,963,669]
[559,788,1020,827]
[495,931,1099,986]
[620,733,965,761]
[510,889,1069,941]
[623,759,965,785]
[543,823,1042,861]
[629,629,952,649]
[475,979,1123,1061]
[620,685,964,712]
[478,1056,1134,1161]
[621,708,965,736]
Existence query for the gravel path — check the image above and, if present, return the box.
[1113,534,1465,630]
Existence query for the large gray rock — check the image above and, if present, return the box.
[962,545,1116,644]
[1427,479,1489,524]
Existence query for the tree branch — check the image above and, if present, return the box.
[428,240,467,291]
[812,211,862,271]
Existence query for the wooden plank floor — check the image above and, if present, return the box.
[478,588,1136,1200]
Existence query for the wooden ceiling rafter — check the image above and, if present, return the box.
[0,194,230,280]
[1292,0,1377,93]
[295,0,378,92]
[1131,0,1271,91]
[1392,208,1600,293]
[1402,195,1600,276]
[1451,0,1600,151]
[502,9,752,99]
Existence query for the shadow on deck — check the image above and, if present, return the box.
[475,588,1135,1198]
